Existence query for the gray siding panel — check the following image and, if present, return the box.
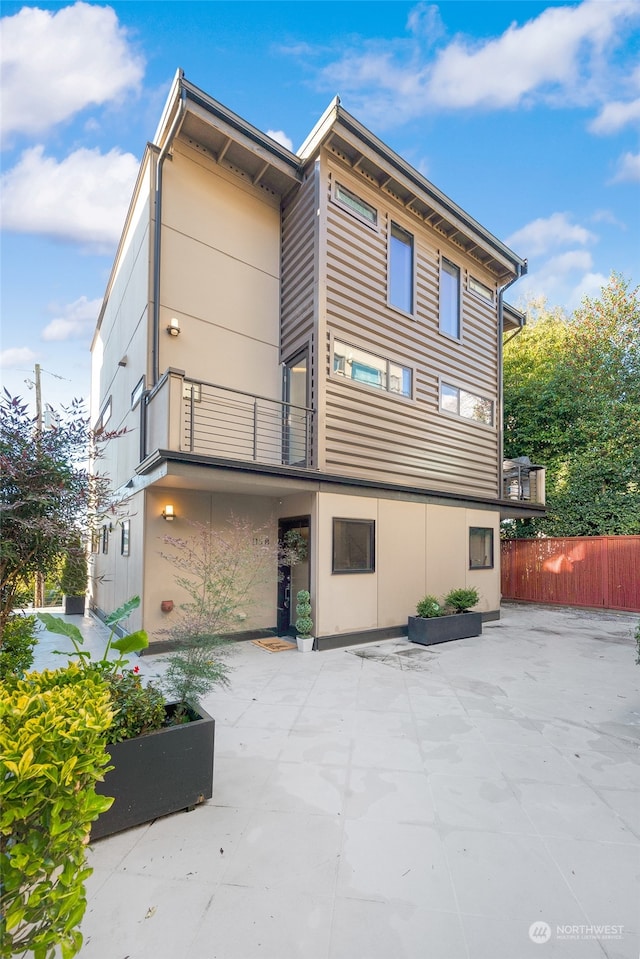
[321,156,500,499]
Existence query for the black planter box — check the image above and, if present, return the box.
[64,595,86,615]
[92,702,215,840]
[408,612,482,646]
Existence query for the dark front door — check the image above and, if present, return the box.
[277,516,310,635]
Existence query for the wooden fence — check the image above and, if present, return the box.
[501,536,640,612]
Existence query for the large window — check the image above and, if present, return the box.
[470,527,494,569]
[333,341,412,398]
[335,183,377,226]
[440,258,460,338]
[333,519,375,573]
[440,382,494,426]
[389,222,414,314]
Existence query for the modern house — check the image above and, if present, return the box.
[90,70,544,650]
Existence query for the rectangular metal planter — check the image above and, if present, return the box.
[408,612,483,646]
[92,702,214,840]
[63,595,86,615]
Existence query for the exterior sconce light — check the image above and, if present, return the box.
[167,317,180,336]
[162,504,175,521]
[161,600,174,613]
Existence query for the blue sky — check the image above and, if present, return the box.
[1,0,639,411]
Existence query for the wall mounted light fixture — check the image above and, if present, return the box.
[162,504,175,521]
[167,318,180,337]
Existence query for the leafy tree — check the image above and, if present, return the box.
[0,393,110,630]
[503,273,640,537]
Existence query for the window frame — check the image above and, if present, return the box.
[388,220,415,317]
[439,380,495,428]
[440,257,461,340]
[332,518,376,574]
[121,520,130,557]
[468,275,494,304]
[95,396,112,434]
[131,377,145,410]
[333,181,378,228]
[101,525,109,555]
[332,338,413,401]
[469,526,494,570]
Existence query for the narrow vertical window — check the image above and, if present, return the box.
[440,258,460,339]
[469,527,494,569]
[389,222,414,314]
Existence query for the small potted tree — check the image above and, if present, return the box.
[61,535,87,615]
[295,589,314,651]
[408,586,482,646]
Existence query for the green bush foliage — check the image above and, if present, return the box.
[60,536,87,597]
[295,590,313,637]
[0,665,114,959]
[416,595,442,618]
[103,669,165,743]
[444,587,480,613]
[0,613,38,679]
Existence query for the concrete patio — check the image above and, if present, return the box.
[33,603,640,959]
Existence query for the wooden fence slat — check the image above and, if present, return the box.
[501,536,640,613]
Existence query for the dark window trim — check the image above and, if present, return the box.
[440,256,461,340]
[439,379,495,429]
[388,219,415,318]
[101,525,109,555]
[333,181,378,228]
[121,520,130,557]
[469,526,494,569]
[332,517,375,574]
[131,376,145,410]
[331,336,414,402]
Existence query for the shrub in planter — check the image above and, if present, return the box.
[0,613,38,679]
[443,587,480,614]
[0,665,114,959]
[61,535,88,615]
[415,595,441,619]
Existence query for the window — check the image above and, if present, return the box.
[440,259,460,338]
[470,527,494,569]
[335,183,377,226]
[95,396,112,433]
[101,525,109,554]
[333,340,412,398]
[283,351,309,466]
[131,377,145,409]
[333,519,375,573]
[121,520,130,557]
[91,531,100,554]
[469,276,494,303]
[389,222,414,314]
[440,382,494,426]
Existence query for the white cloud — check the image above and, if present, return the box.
[266,129,294,151]
[406,4,445,44]
[0,1,144,138]
[0,145,139,249]
[589,97,640,133]
[0,346,38,369]
[506,213,596,256]
[515,251,604,312]
[42,296,102,342]
[313,0,639,125]
[612,151,640,182]
[591,209,627,229]
[567,271,610,308]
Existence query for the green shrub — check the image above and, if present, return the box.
[0,614,38,679]
[416,595,442,618]
[295,590,313,637]
[104,669,166,743]
[444,587,480,613]
[60,537,87,597]
[0,665,114,959]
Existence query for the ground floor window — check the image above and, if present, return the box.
[469,526,494,569]
[332,518,375,573]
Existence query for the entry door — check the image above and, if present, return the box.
[277,516,310,635]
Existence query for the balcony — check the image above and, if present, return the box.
[144,371,314,469]
[503,456,545,505]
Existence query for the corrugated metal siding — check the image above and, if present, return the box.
[321,154,500,498]
[281,172,316,362]
[501,536,640,612]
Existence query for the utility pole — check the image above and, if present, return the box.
[34,364,45,609]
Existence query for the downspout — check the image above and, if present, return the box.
[497,259,527,499]
[152,83,187,386]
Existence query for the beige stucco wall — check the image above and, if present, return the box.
[142,487,280,642]
[316,492,500,638]
[89,491,145,634]
[157,143,282,401]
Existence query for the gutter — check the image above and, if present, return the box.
[152,79,187,385]
[497,259,528,499]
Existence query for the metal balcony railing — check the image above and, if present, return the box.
[503,456,545,505]
[182,379,313,468]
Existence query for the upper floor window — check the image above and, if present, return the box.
[131,376,145,410]
[440,258,460,339]
[440,382,494,426]
[95,396,112,434]
[334,183,377,226]
[389,222,414,314]
[333,340,412,398]
[469,276,494,303]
